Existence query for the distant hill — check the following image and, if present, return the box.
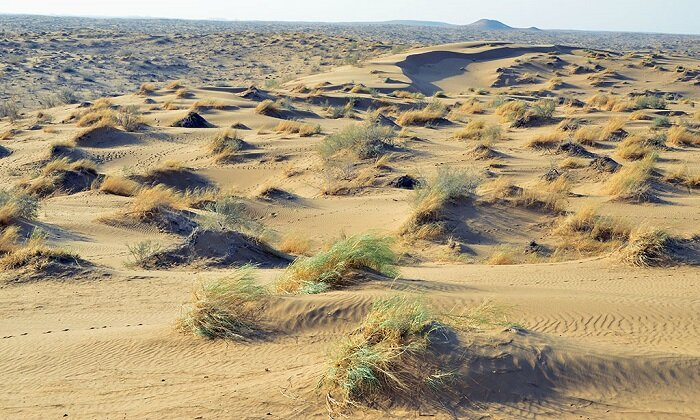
[465,19,513,30]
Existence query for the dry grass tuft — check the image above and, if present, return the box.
[619,227,673,267]
[275,121,321,137]
[100,176,141,197]
[667,126,700,146]
[527,131,563,149]
[278,232,313,256]
[397,100,447,126]
[255,100,280,116]
[208,129,247,163]
[604,154,657,201]
[615,135,654,161]
[138,83,156,96]
[127,185,186,217]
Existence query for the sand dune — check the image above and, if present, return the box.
[1,28,699,419]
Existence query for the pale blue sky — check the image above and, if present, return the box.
[1,0,698,35]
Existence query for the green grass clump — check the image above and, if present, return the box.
[318,122,396,160]
[400,167,481,239]
[275,234,398,293]
[179,266,268,340]
[321,296,441,409]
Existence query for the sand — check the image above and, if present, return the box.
[1,24,699,419]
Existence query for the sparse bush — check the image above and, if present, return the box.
[276,234,398,293]
[127,240,162,266]
[179,266,268,340]
[652,116,671,128]
[138,83,156,96]
[199,196,260,233]
[634,95,666,110]
[115,105,142,131]
[254,100,279,116]
[531,99,556,120]
[0,98,20,122]
[0,190,39,226]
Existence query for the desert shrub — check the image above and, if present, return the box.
[100,176,141,197]
[0,190,39,226]
[276,234,397,294]
[128,185,185,217]
[138,83,156,95]
[179,266,268,339]
[57,88,80,104]
[495,100,527,122]
[573,126,601,146]
[619,227,673,267]
[278,232,312,256]
[667,126,700,146]
[663,165,700,189]
[634,95,666,110]
[318,122,395,160]
[321,296,444,409]
[652,116,671,128]
[615,135,654,161]
[127,240,162,266]
[199,196,260,233]
[548,77,563,90]
[531,99,556,120]
[0,98,20,122]
[115,105,142,131]
[486,247,517,265]
[604,154,657,201]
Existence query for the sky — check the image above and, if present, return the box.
[1,0,698,35]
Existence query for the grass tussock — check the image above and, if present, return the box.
[453,120,502,143]
[604,154,657,201]
[615,135,654,161]
[100,176,141,197]
[22,158,97,197]
[208,129,247,163]
[191,99,226,111]
[396,100,447,126]
[278,232,313,256]
[400,167,481,239]
[663,165,700,189]
[127,185,186,217]
[667,126,700,147]
[318,122,395,161]
[275,120,321,137]
[321,296,444,409]
[179,266,268,340]
[138,83,156,95]
[527,131,563,149]
[275,234,398,294]
[573,126,601,146]
[254,100,280,116]
[619,227,673,267]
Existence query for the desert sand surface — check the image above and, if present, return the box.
[1,17,700,419]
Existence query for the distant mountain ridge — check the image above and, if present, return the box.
[375,18,540,31]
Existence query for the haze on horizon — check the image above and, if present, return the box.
[2,0,699,35]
